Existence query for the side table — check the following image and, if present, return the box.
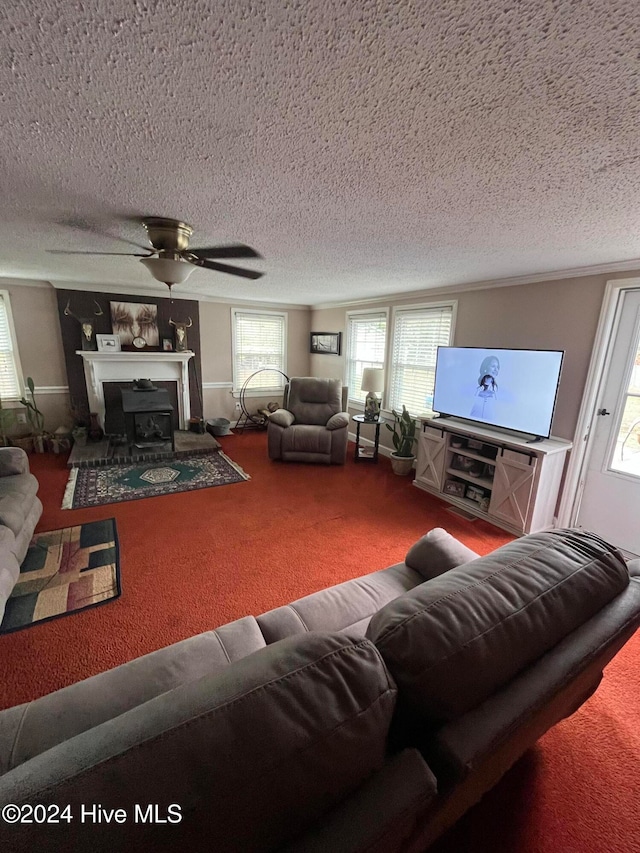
[352,414,387,463]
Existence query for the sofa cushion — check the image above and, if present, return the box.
[0,633,397,853]
[257,562,424,643]
[404,528,481,579]
[366,528,630,724]
[0,473,39,537]
[0,615,268,774]
[282,423,332,455]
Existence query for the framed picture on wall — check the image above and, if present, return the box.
[310,332,341,355]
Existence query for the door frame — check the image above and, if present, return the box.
[558,276,640,527]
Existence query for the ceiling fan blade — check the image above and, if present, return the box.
[188,244,262,260]
[47,249,154,257]
[192,258,264,279]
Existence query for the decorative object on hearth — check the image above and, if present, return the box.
[310,332,341,355]
[88,412,104,442]
[63,299,104,351]
[110,301,159,347]
[0,519,120,634]
[162,338,173,351]
[49,217,264,301]
[206,418,232,437]
[132,378,157,391]
[62,451,250,509]
[170,316,192,352]
[361,367,384,422]
[71,425,88,447]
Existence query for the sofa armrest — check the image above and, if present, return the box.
[326,411,349,430]
[425,577,640,785]
[627,558,640,577]
[269,409,295,428]
[0,447,29,477]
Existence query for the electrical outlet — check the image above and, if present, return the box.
[16,412,27,424]
[234,402,242,410]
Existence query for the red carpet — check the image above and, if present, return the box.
[1,432,638,853]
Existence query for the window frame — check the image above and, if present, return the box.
[344,307,389,407]
[231,307,288,395]
[385,300,457,418]
[0,290,25,402]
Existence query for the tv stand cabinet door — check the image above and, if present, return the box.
[416,426,447,491]
[489,450,537,533]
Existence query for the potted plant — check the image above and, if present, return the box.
[19,377,47,452]
[386,405,418,475]
[0,395,17,447]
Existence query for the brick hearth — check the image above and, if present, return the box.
[67,430,221,468]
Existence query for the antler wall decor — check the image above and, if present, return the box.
[64,300,104,351]
[169,316,192,352]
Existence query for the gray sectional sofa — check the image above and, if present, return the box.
[0,447,43,623]
[1,526,639,853]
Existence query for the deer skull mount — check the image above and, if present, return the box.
[64,300,104,351]
[169,317,192,352]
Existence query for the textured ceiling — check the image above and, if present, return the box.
[1,0,640,306]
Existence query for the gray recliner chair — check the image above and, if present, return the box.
[268,377,350,464]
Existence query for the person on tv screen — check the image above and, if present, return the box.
[470,355,500,421]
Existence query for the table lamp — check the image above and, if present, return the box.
[361,368,384,421]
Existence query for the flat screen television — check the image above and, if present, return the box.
[432,347,564,439]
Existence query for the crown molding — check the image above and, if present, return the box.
[310,259,640,310]
[41,280,309,310]
[0,277,52,289]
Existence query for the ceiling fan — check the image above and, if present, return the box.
[50,217,264,298]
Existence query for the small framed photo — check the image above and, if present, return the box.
[96,334,121,352]
[162,338,173,352]
[310,332,341,355]
[444,479,465,497]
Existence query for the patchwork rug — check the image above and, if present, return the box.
[62,451,250,509]
[0,519,120,634]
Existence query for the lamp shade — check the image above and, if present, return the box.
[140,257,196,284]
[361,367,384,393]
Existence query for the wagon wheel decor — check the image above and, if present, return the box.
[235,369,290,432]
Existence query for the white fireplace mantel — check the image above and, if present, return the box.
[77,351,195,430]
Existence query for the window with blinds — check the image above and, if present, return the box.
[345,311,388,404]
[388,303,454,416]
[232,309,287,391]
[0,293,22,400]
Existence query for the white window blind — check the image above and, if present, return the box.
[388,304,453,415]
[0,294,21,400]
[346,311,387,404]
[232,309,287,391]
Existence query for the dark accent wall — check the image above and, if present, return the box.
[56,289,202,425]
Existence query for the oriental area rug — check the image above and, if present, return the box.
[62,451,250,509]
[0,519,120,634]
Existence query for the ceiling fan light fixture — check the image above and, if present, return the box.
[140,256,195,285]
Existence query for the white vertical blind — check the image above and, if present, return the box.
[232,309,287,390]
[0,294,21,399]
[388,304,453,415]
[346,311,387,403]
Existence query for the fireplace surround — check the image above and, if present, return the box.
[77,351,194,431]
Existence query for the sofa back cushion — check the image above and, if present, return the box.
[1,633,397,853]
[366,529,629,724]
[287,378,343,425]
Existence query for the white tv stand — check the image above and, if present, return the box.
[414,418,572,536]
